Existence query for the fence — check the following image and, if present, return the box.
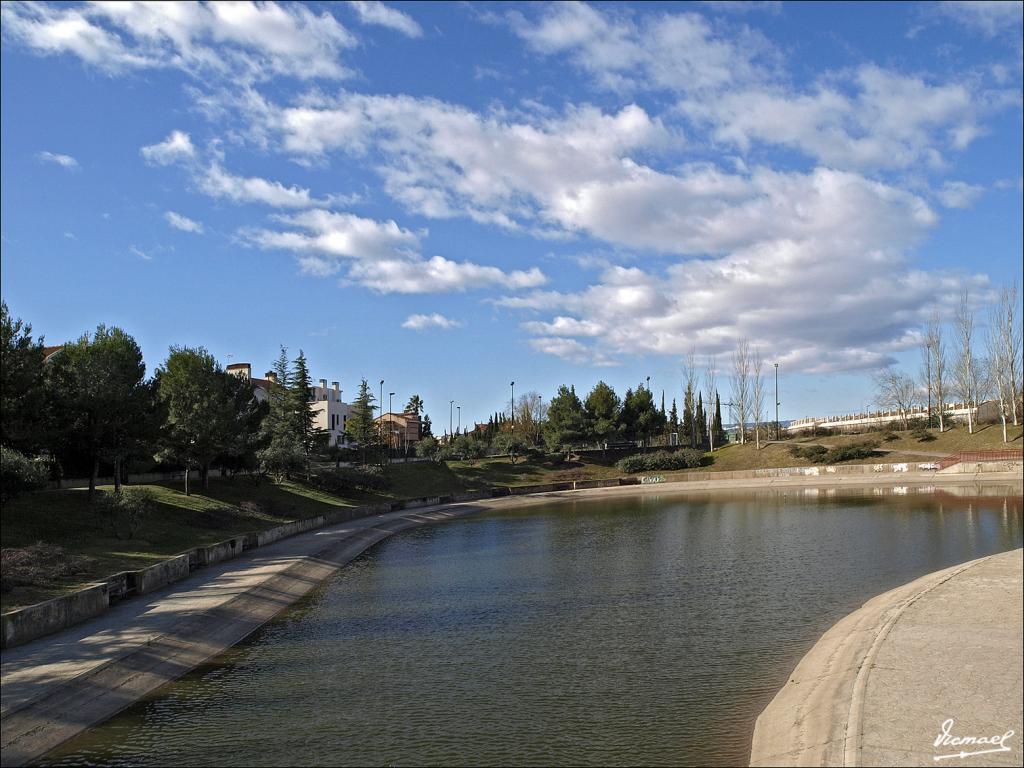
[935,449,1024,471]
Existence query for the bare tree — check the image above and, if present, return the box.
[515,391,547,446]
[925,312,948,432]
[731,339,751,444]
[704,356,718,452]
[682,347,698,448]
[992,283,1022,426]
[752,349,766,449]
[873,368,918,430]
[952,291,979,434]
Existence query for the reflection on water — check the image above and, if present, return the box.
[45,486,1022,767]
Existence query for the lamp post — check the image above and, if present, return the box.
[510,381,515,438]
[449,399,454,441]
[389,392,395,453]
[379,379,384,466]
[774,362,780,441]
[457,405,461,434]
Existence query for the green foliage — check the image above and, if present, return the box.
[615,449,704,473]
[257,347,305,479]
[0,446,50,503]
[95,487,155,540]
[415,435,440,460]
[494,432,530,464]
[621,385,665,446]
[289,350,325,467]
[1,301,48,453]
[913,428,937,442]
[305,465,389,495]
[544,384,586,452]
[584,380,622,448]
[347,378,379,465]
[878,430,900,442]
[790,441,881,464]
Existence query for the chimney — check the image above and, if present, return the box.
[266,371,277,384]
[332,381,340,392]
[319,378,327,389]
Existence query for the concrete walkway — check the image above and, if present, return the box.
[750,548,1024,767]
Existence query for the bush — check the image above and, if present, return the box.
[878,430,899,442]
[306,466,389,495]
[912,428,936,442]
[1,542,94,593]
[616,449,704,473]
[790,441,880,464]
[96,487,156,540]
[0,446,50,503]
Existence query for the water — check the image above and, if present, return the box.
[45,485,1022,767]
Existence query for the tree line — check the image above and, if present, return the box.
[0,302,433,498]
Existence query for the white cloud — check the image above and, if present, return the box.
[36,150,79,169]
[937,180,985,209]
[509,2,779,95]
[241,208,547,294]
[129,244,152,261]
[348,1,422,38]
[1,1,356,81]
[164,210,204,233]
[678,65,985,171]
[140,130,195,165]
[198,164,318,208]
[933,1,1023,38]
[402,313,462,331]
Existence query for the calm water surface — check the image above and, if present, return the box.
[45,485,1023,767]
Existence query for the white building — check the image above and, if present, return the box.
[227,363,352,447]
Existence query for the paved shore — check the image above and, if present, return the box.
[750,547,1024,767]
[1,471,1020,767]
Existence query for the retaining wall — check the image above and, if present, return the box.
[1,584,108,649]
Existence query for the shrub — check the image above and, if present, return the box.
[912,428,936,442]
[306,466,389,495]
[878,430,899,442]
[789,444,829,462]
[616,449,703,473]
[790,442,880,464]
[96,487,156,540]
[1,542,94,593]
[0,446,50,503]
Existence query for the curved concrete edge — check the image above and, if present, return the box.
[0,505,477,768]
[748,549,1019,767]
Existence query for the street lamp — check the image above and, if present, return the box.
[457,405,461,434]
[510,381,515,438]
[449,399,454,441]
[379,379,384,465]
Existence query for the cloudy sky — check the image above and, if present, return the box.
[2,1,1021,426]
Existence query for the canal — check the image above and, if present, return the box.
[44,485,1023,767]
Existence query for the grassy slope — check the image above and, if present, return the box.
[4,426,1019,609]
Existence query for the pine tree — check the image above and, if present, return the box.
[347,378,378,465]
[695,392,706,449]
[713,392,726,446]
[669,398,679,440]
[289,350,324,472]
[682,384,695,448]
[257,347,304,479]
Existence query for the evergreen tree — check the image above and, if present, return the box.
[682,384,695,448]
[669,398,679,439]
[544,384,586,453]
[347,378,378,465]
[584,380,621,452]
[695,392,706,449]
[421,413,433,438]
[713,392,726,446]
[289,350,324,471]
[623,384,664,449]
[257,347,304,479]
[1,301,48,453]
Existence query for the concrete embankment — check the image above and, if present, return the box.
[750,548,1024,767]
[1,471,1020,767]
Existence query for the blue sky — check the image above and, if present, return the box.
[2,1,1022,429]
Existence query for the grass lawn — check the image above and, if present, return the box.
[4,426,1019,610]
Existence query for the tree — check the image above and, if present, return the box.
[668,398,679,440]
[347,378,378,465]
[731,339,752,444]
[405,394,424,416]
[681,348,699,447]
[415,435,439,460]
[952,291,980,434]
[622,384,663,449]
[217,372,267,476]
[991,283,1022,426]
[494,431,529,465]
[47,325,150,499]
[257,348,304,479]
[421,413,433,438]
[289,350,324,472]
[704,357,719,451]
[681,385,695,447]
[752,349,766,449]
[1,301,47,453]
[515,391,546,446]
[584,381,621,453]
[873,368,917,430]
[156,347,241,493]
[924,312,948,431]
[694,392,706,449]
[712,392,726,447]
[544,385,586,454]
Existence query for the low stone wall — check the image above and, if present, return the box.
[939,459,1023,475]
[133,554,191,595]
[1,584,108,648]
